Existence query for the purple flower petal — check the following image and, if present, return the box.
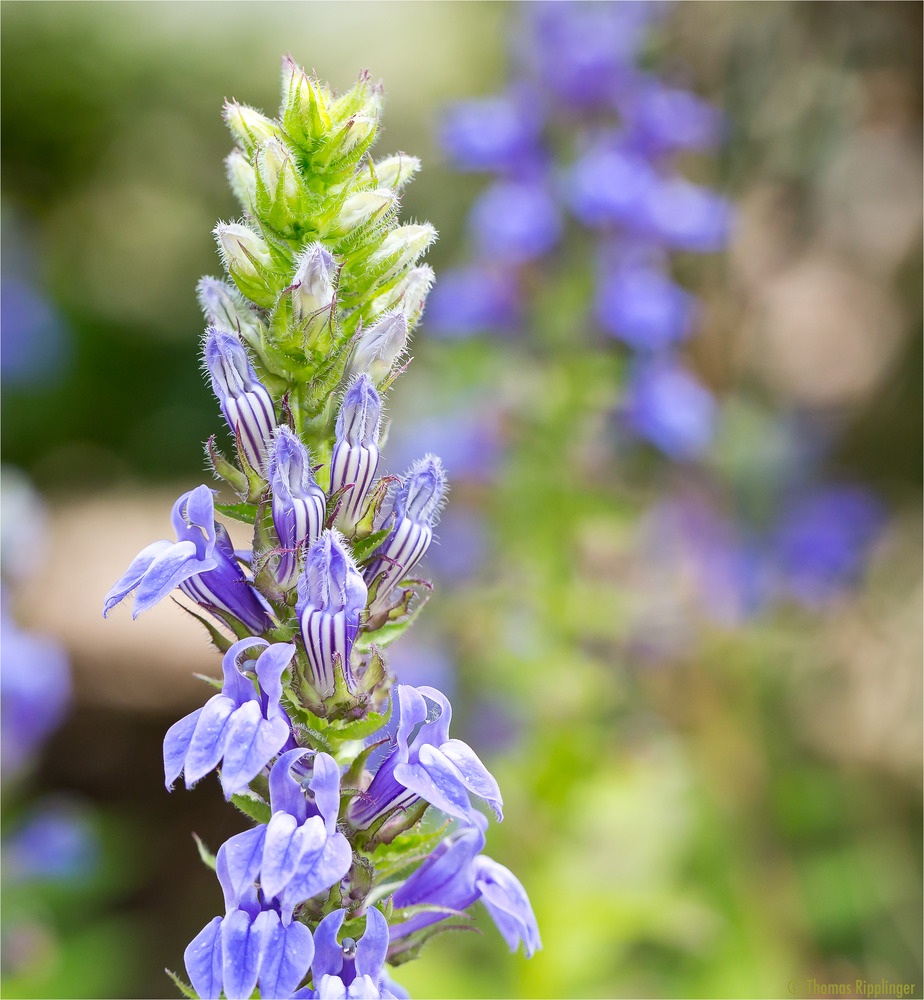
[184,916,223,1000]
[183,696,235,787]
[439,739,503,821]
[163,708,202,790]
[219,706,290,798]
[216,826,266,911]
[258,914,314,999]
[220,908,266,1000]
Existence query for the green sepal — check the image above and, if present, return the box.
[341,736,389,790]
[349,527,389,563]
[356,584,431,651]
[353,476,398,542]
[230,790,271,825]
[325,698,391,741]
[386,919,480,968]
[206,436,249,496]
[215,501,259,525]
[358,645,387,694]
[192,672,223,690]
[367,824,449,880]
[192,833,217,871]
[372,797,429,845]
[165,968,198,999]
[233,423,267,504]
[169,598,234,654]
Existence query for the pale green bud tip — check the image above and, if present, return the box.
[197,277,264,342]
[291,242,337,322]
[350,308,409,384]
[257,139,299,200]
[214,222,273,277]
[372,224,437,268]
[361,153,421,191]
[369,265,435,321]
[225,149,257,212]
[332,189,396,237]
[223,101,278,152]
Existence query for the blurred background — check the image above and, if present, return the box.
[1,2,920,998]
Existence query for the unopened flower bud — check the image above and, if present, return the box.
[331,114,377,159]
[369,224,437,275]
[329,189,396,238]
[214,223,273,279]
[296,531,367,697]
[348,309,408,385]
[280,56,332,148]
[225,148,257,214]
[213,222,277,307]
[290,241,337,327]
[268,427,326,589]
[355,153,421,191]
[204,328,276,473]
[223,101,278,155]
[196,277,265,348]
[257,139,300,204]
[370,265,435,326]
[330,375,382,534]
[365,455,446,613]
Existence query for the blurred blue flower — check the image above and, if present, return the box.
[5,799,98,883]
[620,79,725,156]
[566,146,658,231]
[0,607,71,777]
[595,260,697,351]
[439,93,544,174]
[423,265,521,338]
[469,180,562,263]
[623,360,717,460]
[771,486,885,606]
[522,1,663,108]
[0,276,72,387]
[642,176,733,252]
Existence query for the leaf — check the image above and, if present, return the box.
[170,598,234,654]
[165,969,198,999]
[355,587,430,651]
[368,825,448,879]
[192,673,223,690]
[350,527,390,564]
[230,791,271,825]
[215,501,260,525]
[386,916,479,967]
[326,700,392,741]
[192,833,217,871]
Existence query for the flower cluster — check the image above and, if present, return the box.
[104,61,538,999]
[428,0,729,461]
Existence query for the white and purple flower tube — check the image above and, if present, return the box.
[295,530,368,698]
[268,427,326,589]
[204,328,276,474]
[329,374,382,535]
[365,455,446,615]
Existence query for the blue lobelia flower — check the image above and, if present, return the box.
[566,145,659,232]
[438,91,543,175]
[298,906,406,1000]
[468,180,562,264]
[425,264,520,339]
[268,427,327,589]
[184,879,314,1000]
[390,812,541,958]
[296,531,368,697]
[623,359,717,461]
[348,684,502,830]
[217,749,352,923]
[329,375,382,536]
[619,78,725,157]
[364,456,446,616]
[204,327,277,474]
[640,176,733,253]
[102,484,272,632]
[163,637,295,798]
[594,259,697,351]
[0,604,71,777]
[771,485,884,607]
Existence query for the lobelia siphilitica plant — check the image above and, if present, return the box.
[102,60,539,1000]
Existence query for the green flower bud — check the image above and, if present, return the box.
[355,153,421,192]
[369,265,435,327]
[225,148,257,215]
[254,139,311,235]
[368,224,437,279]
[329,189,396,239]
[214,222,277,308]
[223,101,278,155]
[280,56,332,150]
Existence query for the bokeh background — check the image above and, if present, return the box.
[1,2,921,998]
